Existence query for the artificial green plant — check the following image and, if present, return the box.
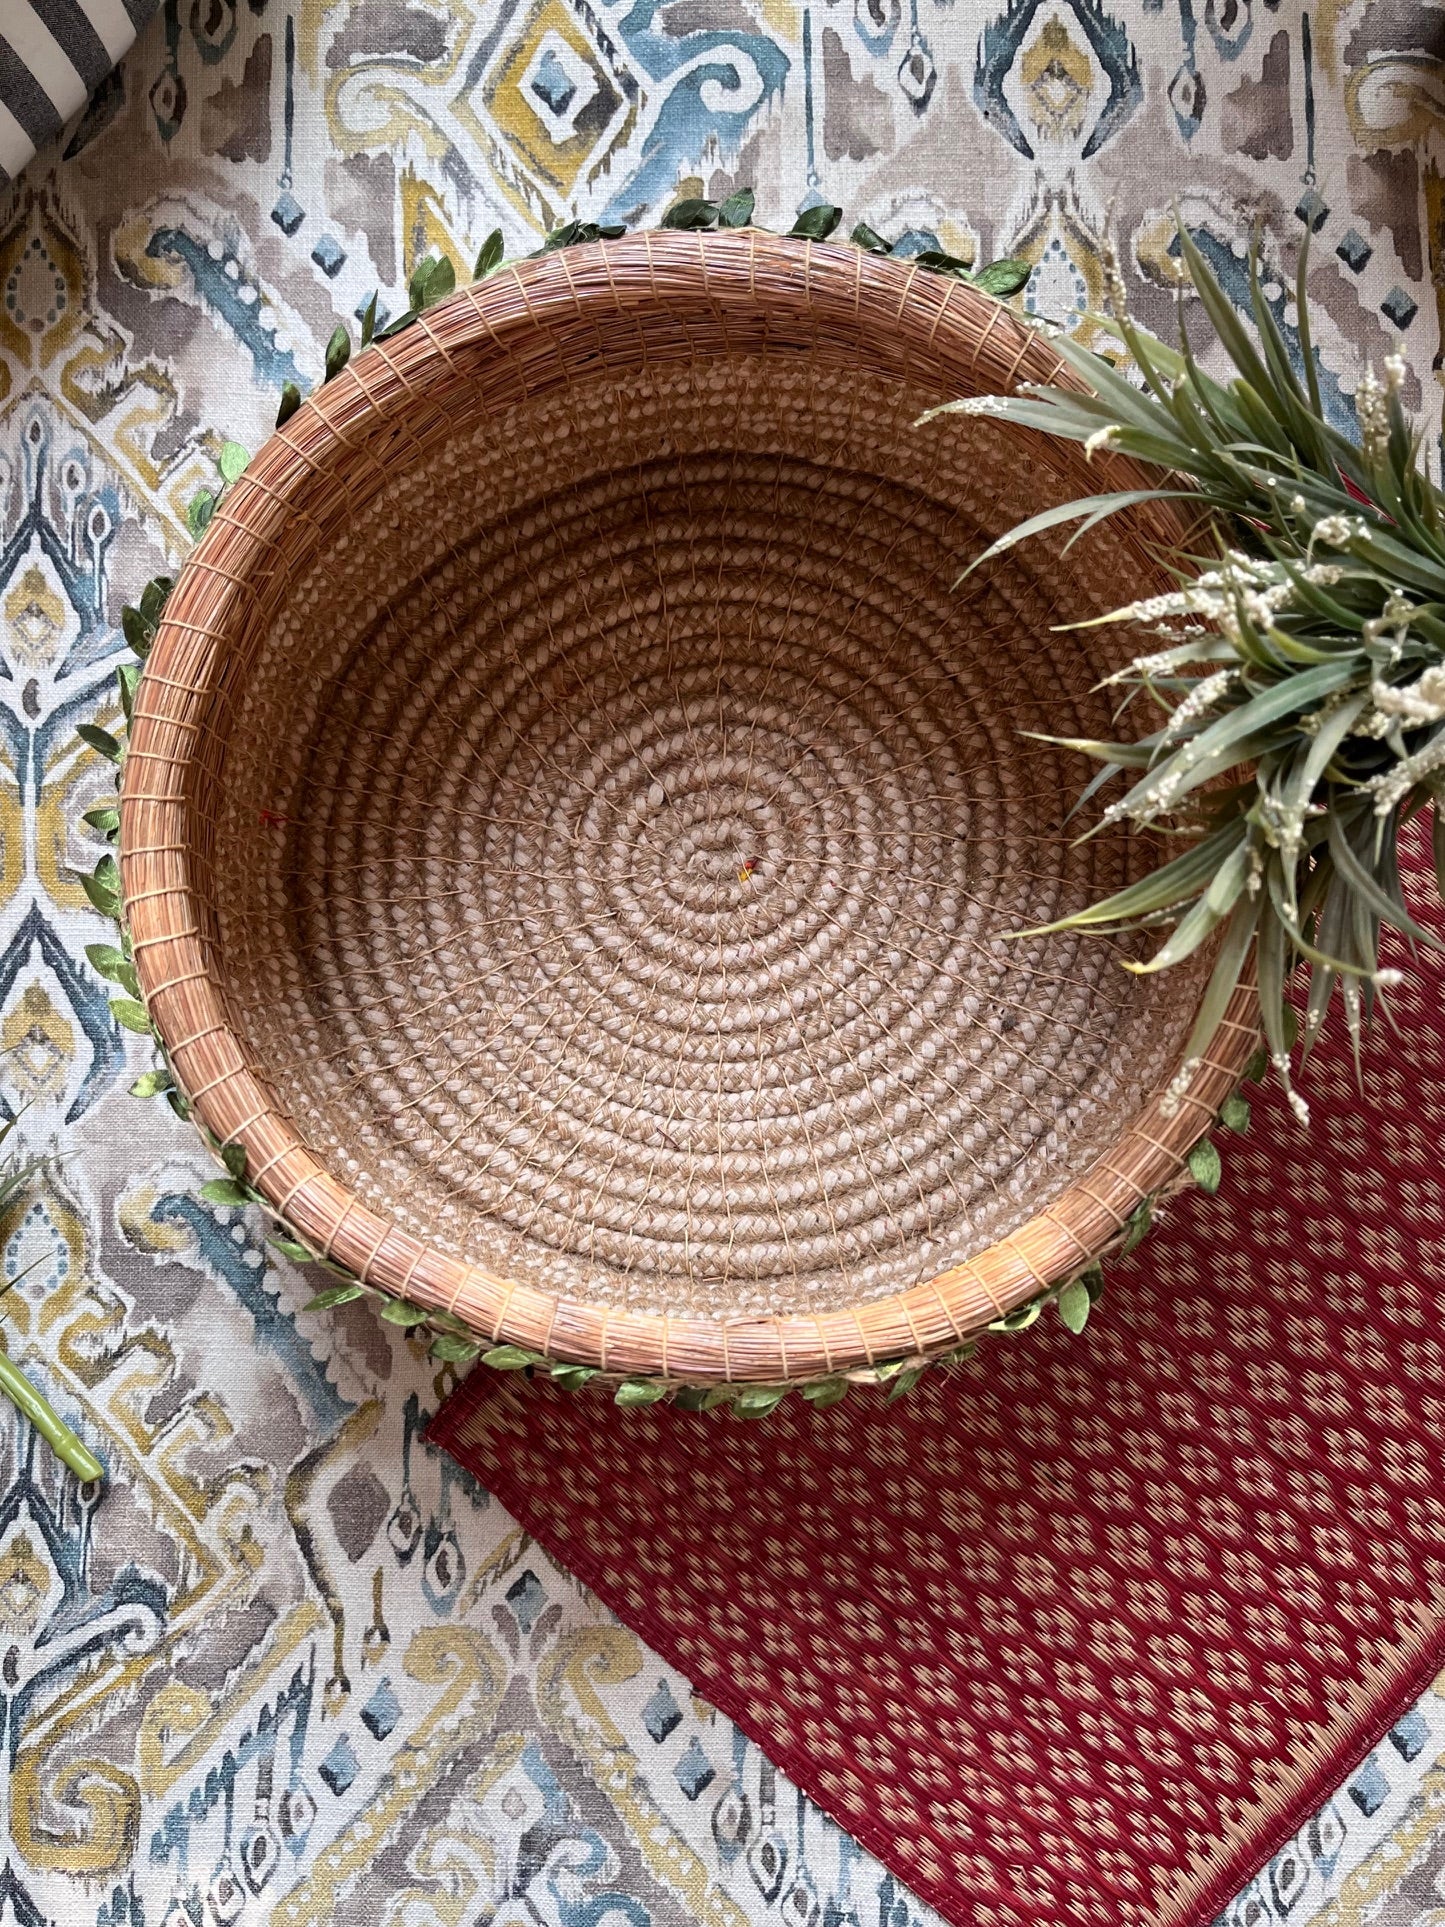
[934,227,1445,1123]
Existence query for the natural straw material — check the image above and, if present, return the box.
[121,230,1255,1384]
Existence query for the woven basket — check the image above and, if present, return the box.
[121,230,1255,1388]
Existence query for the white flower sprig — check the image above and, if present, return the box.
[926,225,1445,1103]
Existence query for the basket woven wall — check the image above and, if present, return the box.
[120,230,1255,1387]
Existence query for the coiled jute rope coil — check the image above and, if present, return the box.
[121,230,1255,1386]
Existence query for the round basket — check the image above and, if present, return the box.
[120,229,1255,1389]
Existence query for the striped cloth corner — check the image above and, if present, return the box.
[0,0,159,185]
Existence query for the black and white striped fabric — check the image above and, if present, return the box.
[0,0,158,185]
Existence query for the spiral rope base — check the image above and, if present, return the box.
[216,354,1202,1319]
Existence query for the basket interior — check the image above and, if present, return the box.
[199,331,1205,1321]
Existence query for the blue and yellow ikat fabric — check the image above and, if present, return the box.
[0,2,1444,1922]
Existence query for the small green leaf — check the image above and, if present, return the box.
[110,997,151,1034]
[1121,1199,1153,1254]
[221,1141,248,1181]
[359,291,379,346]
[78,723,122,763]
[82,806,120,839]
[614,1377,670,1407]
[407,258,433,308]
[200,1178,251,1207]
[275,381,302,428]
[971,257,1032,298]
[1220,1093,1251,1133]
[1243,1046,1268,1083]
[1081,1265,1105,1305]
[379,1298,431,1327]
[914,248,974,278]
[409,254,455,311]
[661,197,717,230]
[789,203,842,241]
[849,222,892,254]
[304,1282,367,1309]
[717,188,755,229]
[885,1363,928,1399]
[430,1332,481,1364]
[801,1376,848,1408]
[116,661,140,723]
[138,576,172,623]
[1187,1139,1223,1195]
[85,942,131,985]
[472,230,504,280]
[129,1069,173,1098]
[550,1365,598,1392]
[1057,1279,1091,1334]
[323,326,350,382]
[219,439,250,483]
[993,1300,1043,1332]
[91,853,120,896]
[114,959,140,996]
[268,1236,314,1262]
[121,607,155,657]
[166,1089,191,1120]
[542,221,582,251]
[482,1344,544,1370]
[187,489,215,538]
[677,1383,740,1411]
[732,1383,789,1419]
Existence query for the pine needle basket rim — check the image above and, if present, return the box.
[120,228,1256,1385]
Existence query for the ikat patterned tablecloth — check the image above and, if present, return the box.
[1,2,1444,1922]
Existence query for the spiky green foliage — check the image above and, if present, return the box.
[931,228,1445,1115]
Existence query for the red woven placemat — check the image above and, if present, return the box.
[429,905,1445,1927]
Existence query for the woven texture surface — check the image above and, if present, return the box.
[124,231,1249,1376]
[432,841,1445,1927]
[210,345,1199,1321]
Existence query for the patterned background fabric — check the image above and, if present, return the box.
[0,2,1442,1923]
